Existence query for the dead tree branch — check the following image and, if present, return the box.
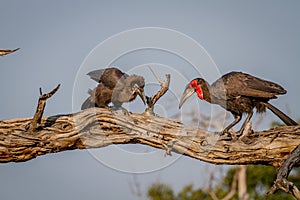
[0,107,299,166]
[0,48,20,56]
[208,167,238,200]
[223,170,238,200]
[27,84,60,132]
[268,144,300,199]
[143,74,170,115]
[0,81,299,168]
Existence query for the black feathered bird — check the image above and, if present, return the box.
[81,67,146,111]
[179,71,297,134]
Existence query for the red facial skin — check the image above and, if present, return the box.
[190,79,203,100]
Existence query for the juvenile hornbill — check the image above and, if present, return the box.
[179,71,298,134]
[81,67,146,112]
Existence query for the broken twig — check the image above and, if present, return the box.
[0,48,20,56]
[27,84,60,132]
[143,74,170,116]
[268,144,300,199]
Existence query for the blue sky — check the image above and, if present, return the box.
[1,1,300,199]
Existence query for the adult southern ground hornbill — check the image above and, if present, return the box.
[179,71,298,134]
[81,67,146,112]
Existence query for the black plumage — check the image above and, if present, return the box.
[179,71,297,134]
[81,67,146,111]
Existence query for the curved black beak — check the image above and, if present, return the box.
[133,84,147,105]
[179,84,195,109]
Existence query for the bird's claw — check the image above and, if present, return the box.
[219,128,231,136]
[111,106,131,116]
[215,131,232,140]
[218,125,253,141]
[217,129,238,140]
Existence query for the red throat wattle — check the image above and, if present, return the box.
[190,79,203,100]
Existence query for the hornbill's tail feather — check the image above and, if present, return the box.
[264,102,298,126]
[81,97,95,110]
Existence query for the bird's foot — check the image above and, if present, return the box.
[120,107,130,116]
[111,106,131,116]
[218,129,238,140]
[237,122,253,138]
[219,128,231,136]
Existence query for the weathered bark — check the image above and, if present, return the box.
[28,84,60,132]
[0,108,299,166]
[237,165,249,200]
[144,74,170,115]
[0,48,19,56]
[268,144,300,198]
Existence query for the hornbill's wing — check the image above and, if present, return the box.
[212,72,286,100]
[87,67,128,89]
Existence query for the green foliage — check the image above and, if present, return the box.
[147,183,211,200]
[177,184,210,200]
[146,165,299,200]
[222,165,295,200]
[147,183,175,200]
